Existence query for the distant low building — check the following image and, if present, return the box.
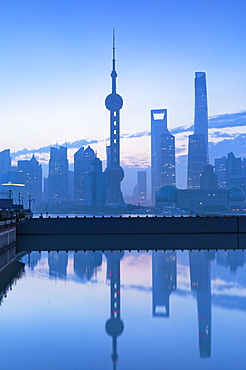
[155,185,228,212]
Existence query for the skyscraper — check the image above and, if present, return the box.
[48,146,68,203]
[74,146,95,204]
[104,31,124,205]
[200,164,218,189]
[18,155,42,207]
[86,157,106,207]
[187,72,209,189]
[194,72,209,156]
[151,109,175,204]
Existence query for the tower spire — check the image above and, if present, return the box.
[112,29,116,71]
[111,29,117,93]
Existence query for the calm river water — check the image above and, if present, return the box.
[0,248,246,370]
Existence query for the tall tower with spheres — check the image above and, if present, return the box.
[105,31,125,205]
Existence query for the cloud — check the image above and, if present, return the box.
[121,131,150,139]
[170,110,246,135]
[11,139,101,158]
[210,133,246,159]
[210,132,235,139]
[209,111,246,129]
[170,126,192,135]
[10,110,246,166]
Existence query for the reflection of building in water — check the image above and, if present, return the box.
[74,251,102,281]
[21,252,41,270]
[48,251,68,279]
[189,250,215,358]
[105,251,124,370]
[152,250,176,317]
[217,250,244,273]
[0,260,24,305]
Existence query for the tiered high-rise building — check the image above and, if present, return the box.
[151,109,175,204]
[187,72,209,189]
[104,32,124,206]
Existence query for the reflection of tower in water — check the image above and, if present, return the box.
[152,250,177,317]
[189,250,215,357]
[105,251,124,370]
[74,251,102,281]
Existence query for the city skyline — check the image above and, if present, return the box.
[0,1,246,194]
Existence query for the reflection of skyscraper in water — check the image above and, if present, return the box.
[26,252,41,270]
[48,251,68,280]
[152,250,176,317]
[105,251,124,370]
[189,250,215,357]
[217,250,244,273]
[74,251,102,281]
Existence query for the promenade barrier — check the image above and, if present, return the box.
[16,216,246,251]
[17,216,243,235]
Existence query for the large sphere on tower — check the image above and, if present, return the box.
[105,93,123,111]
[105,165,124,183]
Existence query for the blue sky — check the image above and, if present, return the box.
[0,0,246,193]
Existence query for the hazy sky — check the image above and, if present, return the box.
[0,0,246,192]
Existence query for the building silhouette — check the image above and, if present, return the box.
[215,152,246,191]
[200,164,218,189]
[74,146,95,204]
[104,32,124,206]
[189,250,215,357]
[0,149,11,182]
[187,72,209,189]
[137,171,147,206]
[187,134,208,189]
[152,250,177,317]
[151,109,175,204]
[215,156,227,188]
[105,251,124,370]
[87,157,106,207]
[48,146,68,203]
[18,155,42,207]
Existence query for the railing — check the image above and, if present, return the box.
[0,219,16,230]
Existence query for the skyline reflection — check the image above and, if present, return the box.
[0,247,246,369]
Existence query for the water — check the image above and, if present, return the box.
[0,248,246,369]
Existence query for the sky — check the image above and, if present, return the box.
[0,0,246,195]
